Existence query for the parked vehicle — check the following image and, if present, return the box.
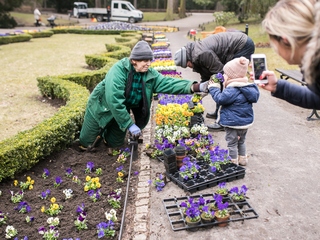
[72,1,143,23]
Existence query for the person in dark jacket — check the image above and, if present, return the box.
[257,0,320,109]
[174,32,255,131]
[208,57,260,166]
[78,40,207,151]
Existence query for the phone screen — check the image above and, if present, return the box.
[253,57,267,80]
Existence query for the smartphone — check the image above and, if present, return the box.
[251,54,268,84]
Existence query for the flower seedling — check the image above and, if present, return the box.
[84,176,101,192]
[148,174,166,191]
[38,226,59,240]
[215,182,229,196]
[47,217,60,227]
[105,209,117,222]
[95,167,103,176]
[26,215,35,224]
[42,169,50,179]
[211,72,224,83]
[116,166,126,183]
[201,205,215,219]
[179,157,200,181]
[10,190,24,203]
[88,189,102,202]
[63,189,73,200]
[53,177,62,188]
[15,201,31,214]
[107,188,122,209]
[5,225,18,239]
[0,211,8,226]
[74,204,88,230]
[42,197,63,216]
[85,162,94,174]
[229,185,248,201]
[96,221,116,238]
[65,168,73,178]
[72,176,81,185]
[39,189,51,200]
[18,176,35,190]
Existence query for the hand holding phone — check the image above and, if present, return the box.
[251,54,268,84]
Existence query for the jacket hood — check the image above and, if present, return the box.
[303,1,320,96]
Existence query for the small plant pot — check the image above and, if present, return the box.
[214,212,230,227]
[185,216,201,231]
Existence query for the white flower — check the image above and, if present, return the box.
[5,225,18,239]
[63,189,73,199]
[47,217,59,226]
[105,213,112,220]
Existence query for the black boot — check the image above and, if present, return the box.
[206,112,217,119]
[206,123,225,132]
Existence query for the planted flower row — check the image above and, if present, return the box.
[0,146,137,239]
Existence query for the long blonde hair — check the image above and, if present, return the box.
[262,0,315,59]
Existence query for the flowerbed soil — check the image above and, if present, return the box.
[0,141,140,239]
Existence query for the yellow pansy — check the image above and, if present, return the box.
[41,206,45,212]
[50,197,56,203]
[13,180,18,186]
[86,176,91,181]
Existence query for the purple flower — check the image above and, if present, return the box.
[85,162,94,173]
[42,168,50,179]
[40,189,51,200]
[240,185,248,195]
[134,171,139,175]
[66,168,73,177]
[76,203,85,213]
[213,194,223,203]
[218,182,226,189]
[54,176,62,187]
[15,201,31,213]
[116,166,123,172]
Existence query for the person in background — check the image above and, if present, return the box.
[174,32,255,131]
[106,6,111,22]
[77,41,207,152]
[34,8,41,27]
[208,57,260,166]
[257,0,320,109]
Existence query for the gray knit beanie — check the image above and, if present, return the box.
[130,41,154,60]
[174,47,187,68]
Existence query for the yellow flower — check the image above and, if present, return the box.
[29,185,33,190]
[30,180,35,185]
[41,206,45,212]
[118,172,124,177]
[84,185,89,192]
[52,203,59,210]
[13,180,18,186]
[26,176,31,181]
[50,197,56,203]
[96,182,101,188]
[86,176,91,181]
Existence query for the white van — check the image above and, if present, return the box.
[72,1,143,23]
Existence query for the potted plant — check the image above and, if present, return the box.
[214,201,230,227]
[229,185,248,202]
[200,205,215,223]
[209,193,223,211]
[180,197,201,227]
[215,182,229,197]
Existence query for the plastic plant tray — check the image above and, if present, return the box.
[163,193,259,231]
[161,159,246,193]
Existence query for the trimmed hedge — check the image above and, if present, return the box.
[0,34,32,45]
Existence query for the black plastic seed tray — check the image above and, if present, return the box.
[165,162,246,193]
[163,193,259,231]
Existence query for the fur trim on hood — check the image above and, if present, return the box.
[303,1,320,96]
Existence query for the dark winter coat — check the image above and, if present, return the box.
[272,80,320,109]
[185,32,247,82]
[209,81,260,128]
[86,57,196,132]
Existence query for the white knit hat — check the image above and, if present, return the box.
[223,57,249,79]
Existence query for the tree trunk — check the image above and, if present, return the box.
[165,0,174,20]
[134,0,137,8]
[179,0,186,18]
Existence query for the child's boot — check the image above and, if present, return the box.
[238,155,248,166]
[231,158,238,165]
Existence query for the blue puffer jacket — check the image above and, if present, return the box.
[209,82,260,128]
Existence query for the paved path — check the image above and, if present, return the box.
[137,14,320,240]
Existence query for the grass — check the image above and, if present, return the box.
[10,11,180,27]
[10,12,79,27]
[0,34,117,141]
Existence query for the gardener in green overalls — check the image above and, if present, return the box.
[78,40,208,151]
